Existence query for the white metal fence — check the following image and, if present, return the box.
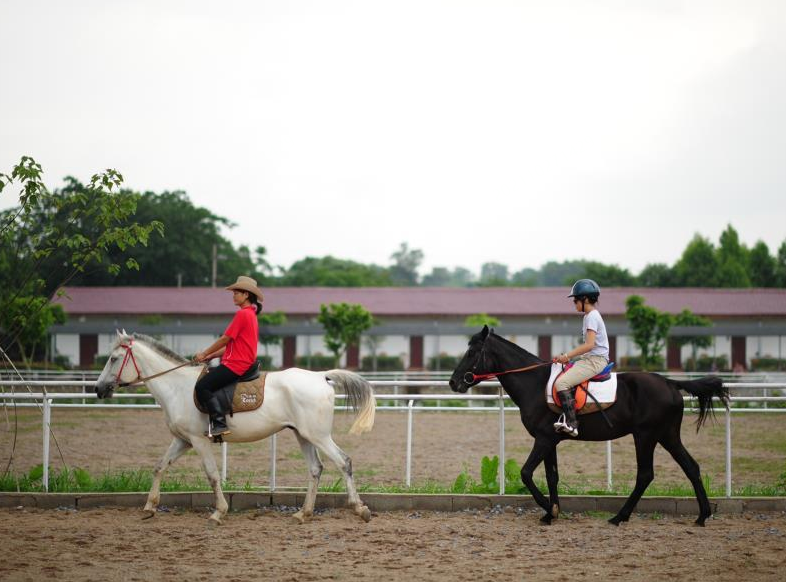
[1,379,784,496]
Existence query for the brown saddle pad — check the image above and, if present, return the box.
[194,373,267,414]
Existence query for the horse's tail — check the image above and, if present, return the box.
[325,370,376,435]
[666,376,729,432]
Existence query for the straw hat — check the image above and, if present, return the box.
[225,275,264,302]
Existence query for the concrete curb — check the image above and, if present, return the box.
[1,492,785,515]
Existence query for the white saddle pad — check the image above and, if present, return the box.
[545,363,618,405]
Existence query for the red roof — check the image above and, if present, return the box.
[54,287,786,317]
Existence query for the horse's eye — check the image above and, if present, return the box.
[110,356,118,363]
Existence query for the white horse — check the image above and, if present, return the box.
[95,332,376,525]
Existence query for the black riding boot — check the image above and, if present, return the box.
[553,390,579,437]
[204,394,231,441]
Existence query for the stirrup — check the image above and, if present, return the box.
[553,415,578,437]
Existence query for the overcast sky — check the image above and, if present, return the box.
[1,0,785,276]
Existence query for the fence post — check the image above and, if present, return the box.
[498,388,505,496]
[270,432,277,492]
[43,397,52,492]
[606,441,613,491]
[406,399,414,487]
[221,441,228,484]
[725,405,732,497]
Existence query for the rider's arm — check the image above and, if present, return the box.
[195,335,230,362]
[555,330,597,363]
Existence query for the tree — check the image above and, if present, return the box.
[464,313,501,332]
[479,262,509,286]
[0,157,163,361]
[281,256,391,286]
[673,235,719,286]
[421,267,453,286]
[0,297,65,365]
[625,295,672,370]
[715,224,750,288]
[539,260,587,286]
[777,240,786,287]
[749,241,776,287]
[317,303,375,366]
[581,261,636,287]
[510,267,538,287]
[389,242,423,286]
[673,309,713,371]
[258,311,287,356]
[637,263,677,287]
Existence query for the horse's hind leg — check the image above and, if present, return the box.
[143,437,191,519]
[311,436,371,522]
[292,431,323,524]
[660,434,712,526]
[191,437,228,525]
[609,433,656,526]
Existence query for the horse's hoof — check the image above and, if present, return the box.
[551,504,560,518]
[207,515,222,527]
[694,518,707,527]
[357,506,372,523]
[608,517,622,526]
[539,514,553,525]
[141,509,156,520]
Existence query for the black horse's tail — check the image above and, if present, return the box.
[667,376,729,432]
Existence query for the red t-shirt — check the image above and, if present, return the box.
[221,306,259,375]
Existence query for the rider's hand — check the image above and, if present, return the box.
[194,351,207,363]
[553,353,569,364]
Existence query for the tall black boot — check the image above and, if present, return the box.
[553,390,579,437]
[204,394,231,441]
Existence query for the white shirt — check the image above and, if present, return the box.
[583,309,609,359]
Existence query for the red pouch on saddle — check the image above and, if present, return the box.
[551,365,589,410]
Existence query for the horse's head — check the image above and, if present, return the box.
[449,325,496,393]
[95,330,140,399]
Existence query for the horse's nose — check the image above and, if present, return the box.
[448,378,457,391]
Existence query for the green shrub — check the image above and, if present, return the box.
[619,355,665,371]
[256,355,274,370]
[750,357,786,371]
[685,354,729,372]
[295,353,337,370]
[427,353,460,371]
[360,353,404,371]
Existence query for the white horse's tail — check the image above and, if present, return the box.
[325,370,376,435]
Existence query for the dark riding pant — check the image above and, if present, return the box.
[195,364,240,406]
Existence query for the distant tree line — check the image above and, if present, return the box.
[3,175,785,290]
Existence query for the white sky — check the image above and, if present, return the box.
[1,0,785,276]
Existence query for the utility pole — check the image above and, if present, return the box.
[212,244,217,288]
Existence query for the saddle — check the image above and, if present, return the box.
[547,362,617,415]
[194,364,267,415]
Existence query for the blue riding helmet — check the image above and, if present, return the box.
[568,279,601,300]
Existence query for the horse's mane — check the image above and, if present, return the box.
[132,333,190,364]
[490,332,544,363]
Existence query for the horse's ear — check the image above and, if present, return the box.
[481,325,489,338]
[490,327,495,335]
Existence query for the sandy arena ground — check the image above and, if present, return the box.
[1,406,784,492]
[1,506,785,581]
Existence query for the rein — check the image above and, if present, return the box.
[464,361,552,384]
[115,341,200,388]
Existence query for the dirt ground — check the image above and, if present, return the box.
[1,506,785,581]
[1,406,784,492]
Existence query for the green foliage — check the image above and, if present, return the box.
[777,242,786,287]
[317,302,375,366]
[0,156,162,360]
[619,355,665,371]
[580,261,636,287]
[256,355,275,370]
[479,262,509,286]
[636,263,677,287]
[258,310,287,351]
[450,456,524,494]
[673,309,713,370]
[421,266,476,287]
[295,353,337,371]
[427,353,461,371]
[360,353,404,371]
[750,357,786,371]
[749,241,777,287]
[464,313,501,330]
[389,242,424,286]
[684,354,729,372]
[625,295,672,370]
[673,234,719,286]
[280,256,392,286]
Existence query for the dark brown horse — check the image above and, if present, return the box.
[449,326,729,526]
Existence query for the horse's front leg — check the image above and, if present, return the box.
[543,447,560,524]
[520,438,555,524]
[143,437,191,519]
[191,437,228,525]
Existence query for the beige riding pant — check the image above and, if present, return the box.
[554,355,609,393]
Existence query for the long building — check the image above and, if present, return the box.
[52,286,786,370]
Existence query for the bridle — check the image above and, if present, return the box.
[113,339,197,388]
[463,336,551,385]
